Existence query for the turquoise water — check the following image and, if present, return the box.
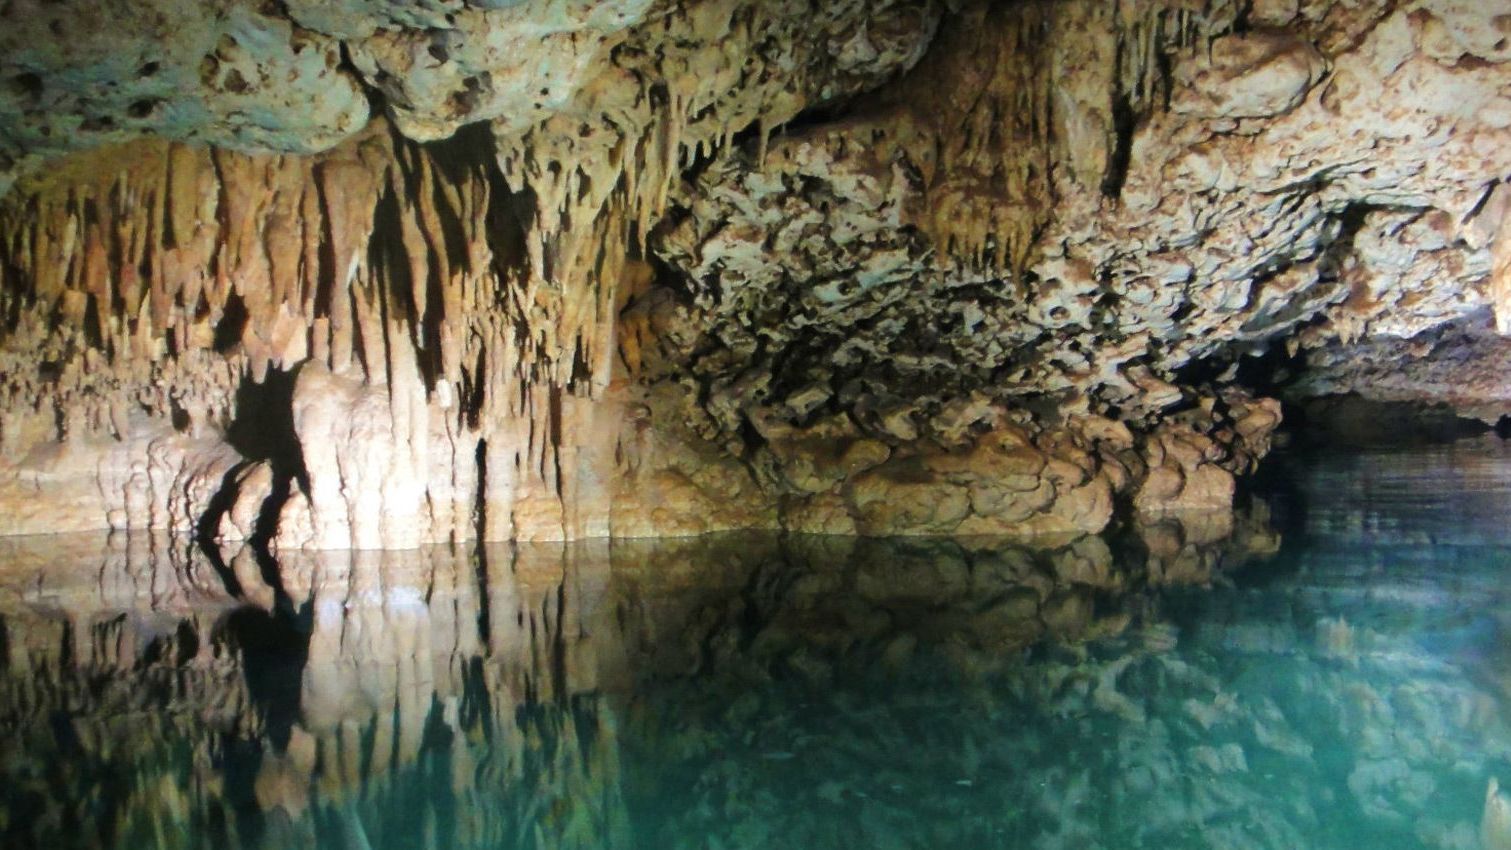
[3,441,1511,849]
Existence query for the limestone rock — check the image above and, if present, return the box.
[1171,31,1326,119]
[215,460,274,543]
[328,0,658,141]
[0,0,1507,543]
[0,0,368,183]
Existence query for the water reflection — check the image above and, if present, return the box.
[0,462,1506,850]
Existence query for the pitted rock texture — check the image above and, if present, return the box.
[650,1,1511,438]
[0,0,1508,544]
[0,0,941,193]
[0,0,369,196]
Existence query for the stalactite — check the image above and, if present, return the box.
[1,0,1327,546]
[0,121,596,543]
[1,0,891,544]
[857,1,1240,278]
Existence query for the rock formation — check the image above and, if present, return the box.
[0,0,1508,545]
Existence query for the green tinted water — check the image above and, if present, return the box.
[3,441,1511,849]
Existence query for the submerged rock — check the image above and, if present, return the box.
[1485,778,1511,850]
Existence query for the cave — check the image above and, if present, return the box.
[2,1,1511,847]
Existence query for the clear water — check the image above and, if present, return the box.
[4,440,1511,850]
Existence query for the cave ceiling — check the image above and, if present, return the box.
[0,0,1508,544]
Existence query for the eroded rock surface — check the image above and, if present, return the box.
[0,0,1507,543]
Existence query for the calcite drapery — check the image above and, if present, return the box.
[0,124,555,545]
[0,0,942,545]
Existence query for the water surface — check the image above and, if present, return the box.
[3,440,1511,849]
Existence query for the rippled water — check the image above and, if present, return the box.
[4,439,1511,849]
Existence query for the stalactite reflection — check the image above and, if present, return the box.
[1,475,1508,850]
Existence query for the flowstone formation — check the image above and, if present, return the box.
[0,0,1509,546]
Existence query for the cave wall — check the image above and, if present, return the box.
[0,124,606,545]
[0,0,1509,546]
[0,0,940,546]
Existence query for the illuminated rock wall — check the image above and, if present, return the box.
[1,1,1508,543]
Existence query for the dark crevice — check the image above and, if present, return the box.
[735,414,767,460]
[216,607,309,749]
[226,367,308,493]
[1173,330,1305,395]
[548,384,565,491]
[1101,63,1136,198]
[464,345,487,429]
[1232,2,1253,34]
[473,437,488,543]
[189,367,312,568]
[367,182,444,389]
[81,292,105,350]
[195,464,252,589]
[1282,394,1491,449]
[1462,179,1501,226]
[213,293,249,353]
[310,154,344,323]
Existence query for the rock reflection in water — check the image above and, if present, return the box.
[0,500,1504,849]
